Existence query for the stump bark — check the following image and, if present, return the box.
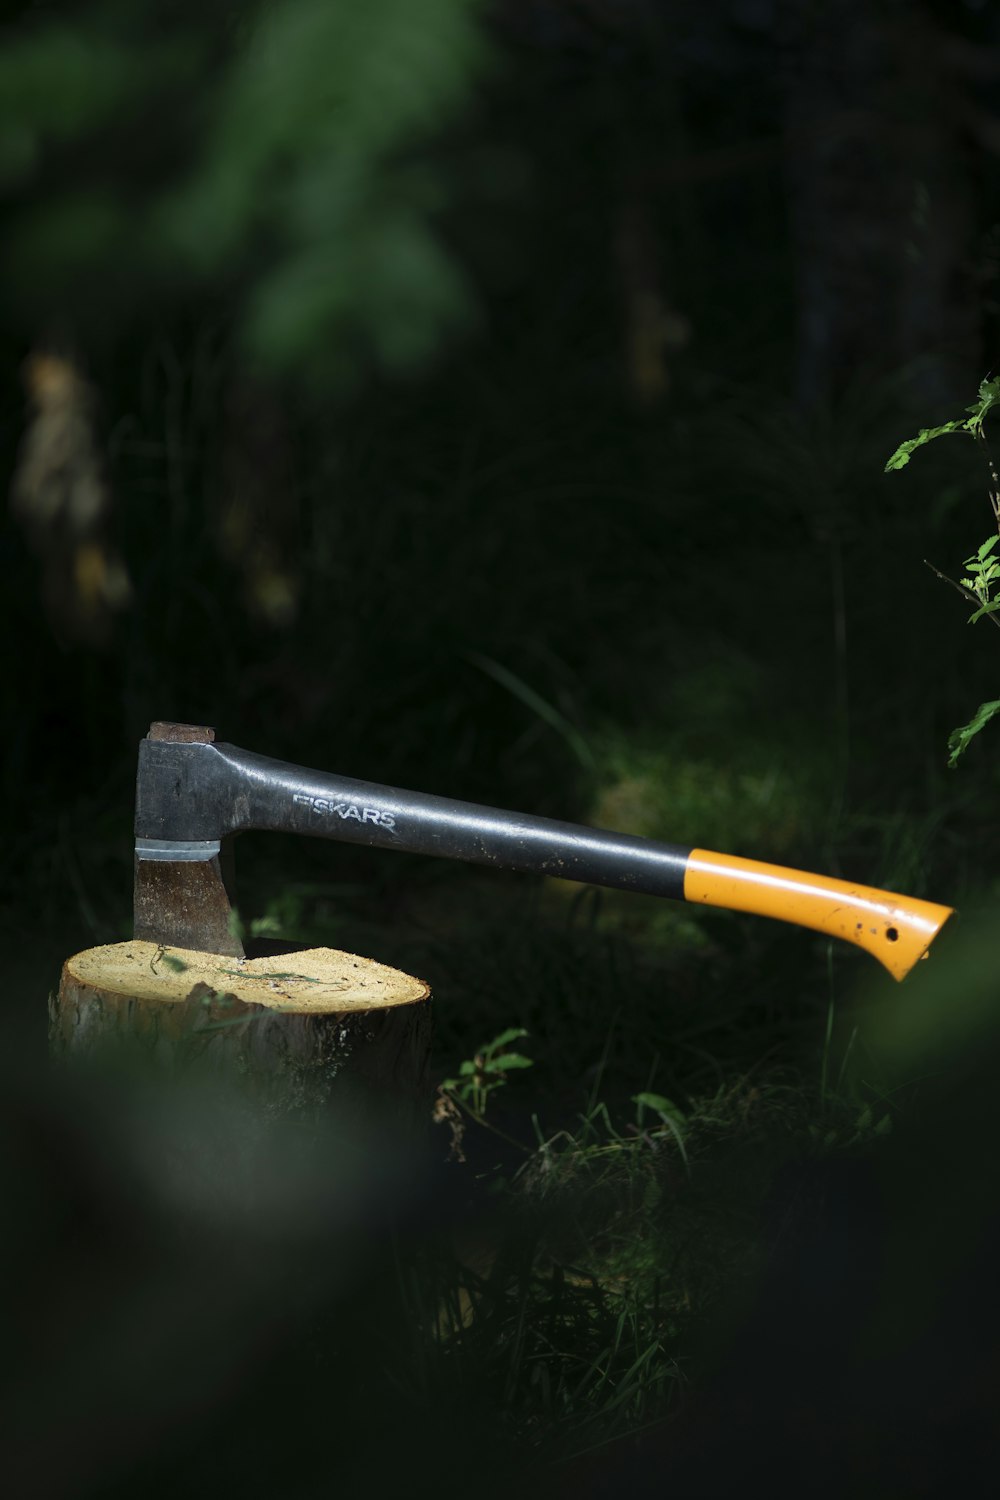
[51,941,432,1126]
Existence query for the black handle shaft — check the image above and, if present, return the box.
[136,739,691,900]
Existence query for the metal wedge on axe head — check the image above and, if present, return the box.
[134,721,955,980]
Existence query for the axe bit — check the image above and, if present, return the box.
[134,722,954,980]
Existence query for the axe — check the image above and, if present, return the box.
[134,722,954,980]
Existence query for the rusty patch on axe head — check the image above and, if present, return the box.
[133,855,242,957]
[148,721,215,743]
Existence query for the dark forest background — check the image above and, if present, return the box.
[4,1,1000,1495]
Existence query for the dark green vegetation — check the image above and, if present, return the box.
[4,1,1000,1493]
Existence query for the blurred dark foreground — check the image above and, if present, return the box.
[558,906,1000,1499]
[0,1054,495,1499]
[4,911,1000,1499]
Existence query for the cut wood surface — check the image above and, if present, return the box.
[52,941,432,1124]
[59,941,429,1012]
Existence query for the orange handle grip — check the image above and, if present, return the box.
[683,850,954,980]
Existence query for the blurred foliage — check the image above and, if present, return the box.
[0,0,486,382]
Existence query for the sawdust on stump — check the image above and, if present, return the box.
[51,941,432,1126]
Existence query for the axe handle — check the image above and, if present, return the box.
[680,851,951,982]
[135,739,953,979]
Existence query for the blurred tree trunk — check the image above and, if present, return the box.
[219,377,300,628]
[780,0,983,411]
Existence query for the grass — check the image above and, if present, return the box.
[375,993,909,1470]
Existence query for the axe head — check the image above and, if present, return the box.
[133,722,243,956]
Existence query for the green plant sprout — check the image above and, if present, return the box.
[439,1026,534,1119]
[631,1091,689,1172]
[885,376,1000,765]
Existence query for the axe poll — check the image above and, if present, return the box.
[134,722,953,979]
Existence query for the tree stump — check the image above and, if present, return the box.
[51,941,432,1128]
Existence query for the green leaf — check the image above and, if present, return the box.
[486,1026,529,1051]
[633,1091,686,1122]
[161,952,189,973]
[947,699,1000,767]
[884,421,969,472]
[633,1093,690,1173]
[888,379,1000,470]
[977,535,1000,561]
[965,564,1000,588]
[965,377,1000,435]
[483,1052,533,1073]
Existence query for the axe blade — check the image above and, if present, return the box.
[133,852,242,957]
